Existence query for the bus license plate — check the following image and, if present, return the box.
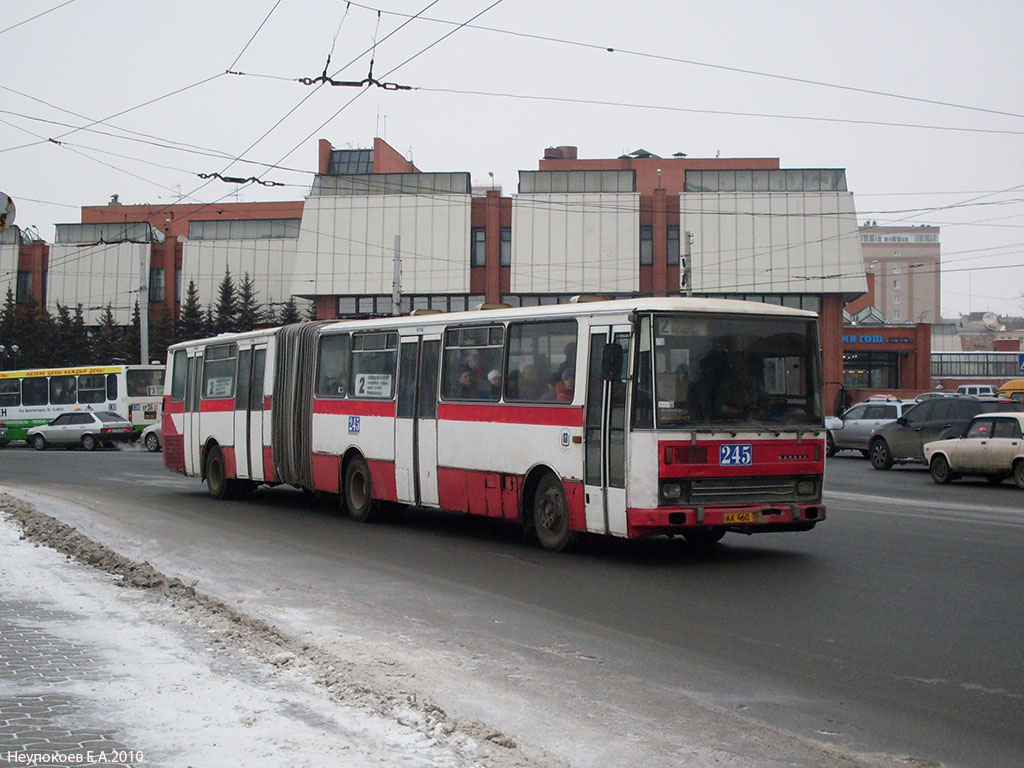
[719,444,752,466]
[724,511,757,524]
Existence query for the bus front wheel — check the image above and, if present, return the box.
[344,456,380,523]
[533,474,575,552]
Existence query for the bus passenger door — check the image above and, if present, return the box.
[395,335,441,507]
[232,345,267,481]
[584,325,631,536]
[183,351,202,476]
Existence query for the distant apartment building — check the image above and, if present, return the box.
[856,223,940,324]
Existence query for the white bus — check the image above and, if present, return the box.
[0,364,165,444]
[163,297,827,551]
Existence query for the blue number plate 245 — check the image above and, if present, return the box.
[719,444,753,466]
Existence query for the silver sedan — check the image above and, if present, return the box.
[27,411,136,451]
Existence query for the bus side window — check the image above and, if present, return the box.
[202,343,238,399]
[350,332,397,399]
[506,320,577,403]
[22,377,48,406]
[441,325,503,401]
[77,374,106,404]
[107,374,118,401]
[171,350,187,402]
[49,375,77,405]
[0,379,20,407]
[316,334,350,398]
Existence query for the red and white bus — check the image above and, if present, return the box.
[162,297,826,550]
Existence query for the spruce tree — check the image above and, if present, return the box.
[91,304,123,364]
[124,301,142,365]
[214,267,238,334]
[149,304,175,364]
[236,272,263,332]
[304,299,318,321]
[277,296,301,325]
[177,280,205,342]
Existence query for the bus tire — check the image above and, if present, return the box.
[205,445,234,500]
[344,455,380,523]
[533,473,575,552]
[81,434,98,451]
[33,434,47,451]
[683,528,727,547]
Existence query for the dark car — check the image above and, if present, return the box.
[869,396,1020,470]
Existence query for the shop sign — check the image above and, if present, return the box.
[843,334,914,344]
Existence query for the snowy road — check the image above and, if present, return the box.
[2,449,1022,766]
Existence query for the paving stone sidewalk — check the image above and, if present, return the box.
[0,600,141,767]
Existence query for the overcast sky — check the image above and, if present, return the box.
[3,0,1022,317]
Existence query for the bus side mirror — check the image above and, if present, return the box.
[601,343,623,381]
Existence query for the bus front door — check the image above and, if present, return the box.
[584,325,631,536]
[395,335,440,507]
[183,351,202,477]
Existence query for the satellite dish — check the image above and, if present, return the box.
[0,192,14,232]
[982,312,999,330]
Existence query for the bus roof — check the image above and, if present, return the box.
[169,296,818,351]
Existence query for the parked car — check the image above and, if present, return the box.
[869,396,1021,470]
[955,384,996,397]
[825,396,915,457]
[141,422,162,452]
[914,391,953,401]
[996,378,1024,404]
[26,411,135,451]
[924,412,1024,488]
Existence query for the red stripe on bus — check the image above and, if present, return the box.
[164,397,184,415]
[438,402,584,427]
[263,446,275,483]
[312,454,341,494]
[313,399,397,418]
[366,459,398,502]
[200,399,235,413]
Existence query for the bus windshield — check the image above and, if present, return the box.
[636,313,822,430]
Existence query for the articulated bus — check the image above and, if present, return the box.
[162,297,826,551]
[0,364,165,444]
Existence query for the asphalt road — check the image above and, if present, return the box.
[1,444,1022,767]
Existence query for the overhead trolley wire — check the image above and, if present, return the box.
[348,2,1024,122]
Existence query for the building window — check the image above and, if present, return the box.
[892,279,901,289]
[499,227,511,267]
[893,308,902,319]
[471,228,486,267]
[893,294,901,304]
[149,268,165,302]
[667,226,680,266]
[639,225,653,266]
[16,271,32,303]
[892,261,901,269]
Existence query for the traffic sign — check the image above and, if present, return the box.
[1018,353,1024,373]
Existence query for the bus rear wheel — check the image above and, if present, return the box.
[533,474,575,552]
[205,445,234,500]
[344,455,380,523]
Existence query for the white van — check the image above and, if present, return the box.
[955,384,996,397]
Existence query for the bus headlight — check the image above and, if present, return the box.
[796,479,816,496]
[661,482,682,501]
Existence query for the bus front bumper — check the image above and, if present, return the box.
[626,502,826,539]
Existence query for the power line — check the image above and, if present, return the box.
[227,0,284,71]
[417,86,1024,137]
[346,2,1024,122]
[0,0,80,36]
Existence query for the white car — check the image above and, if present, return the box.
[923,412,1024,488]
[825,397,915,457]
[27,411,135,451]
[141,422,162,452]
